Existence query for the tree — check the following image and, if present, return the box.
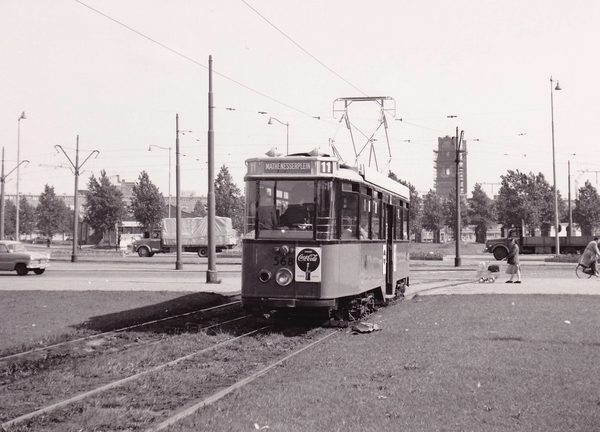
[83,170,126,240]
[214,165,244,232]
[192,199,207,217]
[496,170,565,236]
[389,171,422,241]
[468,183,496,243]
[130,171,166,232]
[19,197,37,237]
[3,197,36,239]
[443,188,470,240]
[36,185,71,238]
[421,190,445,243]
[3,199,17,238]
[573,180,600,235]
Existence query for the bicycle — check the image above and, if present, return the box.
[575,261,599,279]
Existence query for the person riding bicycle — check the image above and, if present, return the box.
[581,237,600,277]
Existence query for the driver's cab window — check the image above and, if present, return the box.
[0,244,8,253]
[257,180,315,239]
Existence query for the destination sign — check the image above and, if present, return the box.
[264,161,312,174]
[246,158,338,177]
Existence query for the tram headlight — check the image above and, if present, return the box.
[275,268,293,286]
[258,269,272,283]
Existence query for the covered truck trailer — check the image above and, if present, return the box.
[132,216,237,257]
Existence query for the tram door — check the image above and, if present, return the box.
[385,203,395,295]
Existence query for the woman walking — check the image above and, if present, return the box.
[505,237,521,283]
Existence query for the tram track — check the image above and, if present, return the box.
[0,300,242,363]
[0,321,331,431]
[0,326,271,430]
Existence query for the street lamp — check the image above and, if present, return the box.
[0,147,29,240]
[16,111,26,240]
[148,145,172,218]
[268,117,289,155]
[550,76,561,255]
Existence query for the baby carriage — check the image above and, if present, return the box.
[477,261,500,283]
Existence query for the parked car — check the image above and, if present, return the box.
[0,240,51,276]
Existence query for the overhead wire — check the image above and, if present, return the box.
[75,1,318,119]
[240,0,369,98]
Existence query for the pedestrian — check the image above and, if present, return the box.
[505,237,521,283]
[580,237,600,277]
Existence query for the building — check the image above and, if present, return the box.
[434,135,468,199]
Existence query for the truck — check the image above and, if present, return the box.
[132,216,237,257]
[485,228,597,260]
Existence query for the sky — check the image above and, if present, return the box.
[1,0,599,202]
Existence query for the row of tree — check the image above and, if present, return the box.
[8,163,598,246]
[3,165,246,242]
[391,169,600,243]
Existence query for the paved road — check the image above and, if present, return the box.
[1,252,598,296]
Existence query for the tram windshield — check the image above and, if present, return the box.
[255,180,315,239]
[245,179,338,240]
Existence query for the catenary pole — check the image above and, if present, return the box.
[55,137,99,263]
[454,127,464,268]
[206,55,218,282]
[175,114,183,269]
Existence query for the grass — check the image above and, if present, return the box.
[0,291,233,355]
[178,295,600,432]
[3,293,600,430]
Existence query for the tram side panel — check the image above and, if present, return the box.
[394,240,410,287]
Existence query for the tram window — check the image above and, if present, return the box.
[279,181,314,228]
[316,181,336,240]
[371,199,380,239]
[256,180,315,239]
[396,206,402,239]
[402,206,409,239]
[340,191,358,240]
[360,196,371,240]
[244,181,257,237]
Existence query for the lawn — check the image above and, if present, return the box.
[182,294,600,432]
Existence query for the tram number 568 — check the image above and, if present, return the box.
[320,161,333,173]
[274,257,294,266]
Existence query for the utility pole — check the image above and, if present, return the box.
[454,127,465,268]
[175,114,183,270]
[206,55,218,283]
[568,160,572,238]
[55,137,99,262]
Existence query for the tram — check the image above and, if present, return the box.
[241,148,410,321]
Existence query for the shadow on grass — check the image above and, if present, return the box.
[72,292,238,333]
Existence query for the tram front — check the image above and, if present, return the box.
[242,150,410,319]
[241,152,341,316]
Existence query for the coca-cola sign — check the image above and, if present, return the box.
[296,248,320,271]
[295,247,322,282]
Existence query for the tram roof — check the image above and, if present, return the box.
[245,151,409,201]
